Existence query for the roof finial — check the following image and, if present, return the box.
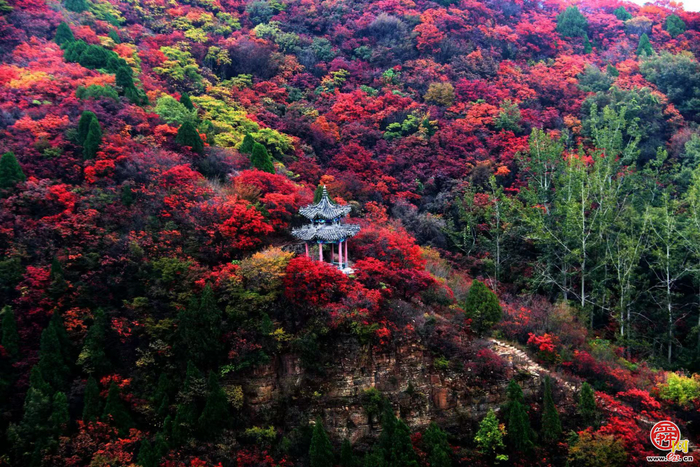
[321,185,329,200]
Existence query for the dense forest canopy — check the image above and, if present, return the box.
[3,0,700,464]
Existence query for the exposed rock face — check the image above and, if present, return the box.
[226,337,570,445]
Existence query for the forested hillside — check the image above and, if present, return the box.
[2,0,700,464]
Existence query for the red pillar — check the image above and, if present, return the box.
[318,243,323,261]
[345,240,348,266]
[305,243,309,257]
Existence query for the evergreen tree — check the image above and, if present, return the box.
[578,382,597,427]
[180,92,194,111]
[38,314,70,391]
[107,29,121,44]
[12,367,52,462]
[309,418,335,467]
[389,418,419,467]
[77,308,109,374]
[102,382,133,434]
[505,380,534,452]
[197,372,229,439]
[1,306,20,360]
[613,6,632,21]
[64,0,88,12]
[583,34,592,54]
[250,142,275,174]
[153,432,169,461]
[171,403,198,446]
[115,66,134,89]
[176,121,204,154]
[423,423,452,467]
[606,64,619,77]
[556,6,588,38]
[83,118,102,159]
[137,439,157,467]
[665,14,686,38]
[82,376,101,422]
[177,286,222,367]
[339,439,358,467]
[463,280,502,334]
[0,152,26,190]
[474,409,508,462]
[239,134,255,154]
[541,376,562,443]
[153,373,172,418]
[77,111,97,145]
[49,257,68,299]
[54,22,74,47]
[49,391,69,433]
[637,33,654,56]
[313,184,336,203]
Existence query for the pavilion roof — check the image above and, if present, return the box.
[291,223,360,242]
[299,186,351,220]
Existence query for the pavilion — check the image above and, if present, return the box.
[291,186,360,272]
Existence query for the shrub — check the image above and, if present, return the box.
[463,280,502,335]
[657,373,700,408]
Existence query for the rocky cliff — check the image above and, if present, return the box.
[226,337,578,446]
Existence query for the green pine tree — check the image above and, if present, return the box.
[177,286,222,367]
[583,34,592,54]
[153,373,172,418]
[48,257,68,299]
[108,29,121,44]
[339,439,358,467]
[180,92,194,111]
[556,6,588,38]
[197,372,229,439]
[389,418,419,467]
[423,423,451,467]
[613,6,632,21]
[12,366,52,463]
[309,418,335,467]
[606,64,619,77]
[175,121,204,154]
[1,306,20,360]
[171,403,198,446]
[250,142,275,174]
[83,118,102,159]
[54,22,74,47]
[38,314,71,391]
[637,33,654,56]
[474,409,508,462]
[313,184,336,203]
[137,439,157,467]
[102,382,133,434]
[77,308,109,374]
[82,376,101,422]
[505,380,534,452]
[665,14,686,38]
[153,431,169,461]
[49,391,69,433]
[541,376,562,443]
[115,66,134,90]
[0,152,26,190]
[77,111,97,144]
[64,0,88,12]
[463,280,502,334]
[578,382,598,427]
[239,134,255,154]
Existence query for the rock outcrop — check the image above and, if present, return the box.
[225,337,577,445]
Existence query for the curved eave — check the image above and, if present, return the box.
[291,224,361,242]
